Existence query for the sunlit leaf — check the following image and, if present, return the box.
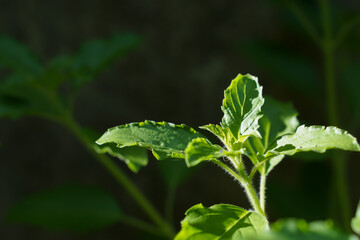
[175,204,269,240]
[221,73,264,140]
[352,201,360,235]
[270,125,360,155]
[184,138,224,167]
[96,120,203,160]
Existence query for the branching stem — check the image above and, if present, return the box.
[211,159,265,217]
[260,172,266,213]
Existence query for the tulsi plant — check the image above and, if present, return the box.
[97,73,360,239]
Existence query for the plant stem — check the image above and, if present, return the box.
[62,114,175,238]
[164,186,176,223]
[319,0,351,230]
[119,215,166,237]
[260,173,266,213]
[211,160,265,217]
[288,0,321,46]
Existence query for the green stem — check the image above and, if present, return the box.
[62,114,175,238]
[319,0,350,230]
[211,160,265,217]
[119,215,166,237]
[164,186,176,223]
[288,0,322,46]
[260,173,266,213]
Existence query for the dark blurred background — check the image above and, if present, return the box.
[0,0,359,239]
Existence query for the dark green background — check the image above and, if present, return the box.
[0,0,359,239]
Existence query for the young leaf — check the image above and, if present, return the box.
[175,204,269,240]
[184,138,224,167]
[245,96,299,175]
[95,144,148,173]
[270,125,360,155]
[352,201,360,235]
[221,73,264,140]
[7,184,122,233]
[96,120,203,160]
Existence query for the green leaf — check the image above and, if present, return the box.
[270,125,360,155]
[7,184,122,233]
[83,127,148,173]
[175,203,269,240]
[244,219,357,240]
[96,120,203,160]
[71,33,142,87]
[200,124,244,151]
[221,73,264,140]
[352,201,360,235]
[260,96,299,149]
[95,144,148,173]
[184,138,224,167]
[245,96,299,175]
[0,74,62,119]
[0,35,43,76]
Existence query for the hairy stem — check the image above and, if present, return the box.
[62,114,175,238]
[211,160,265,217]
[320,0,350,230]
[260,173,266,213]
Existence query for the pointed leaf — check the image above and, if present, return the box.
[185,138,224,167]
[352,201,360,235]
[200,124,232,147]
[7,184,122,233]
[175,203,269,240]
[270,125,360,155]
[221,74,264,140]
[96,120,203,160]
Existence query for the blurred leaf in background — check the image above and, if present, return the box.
[0,33,142,120]
[7,184,122,233]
